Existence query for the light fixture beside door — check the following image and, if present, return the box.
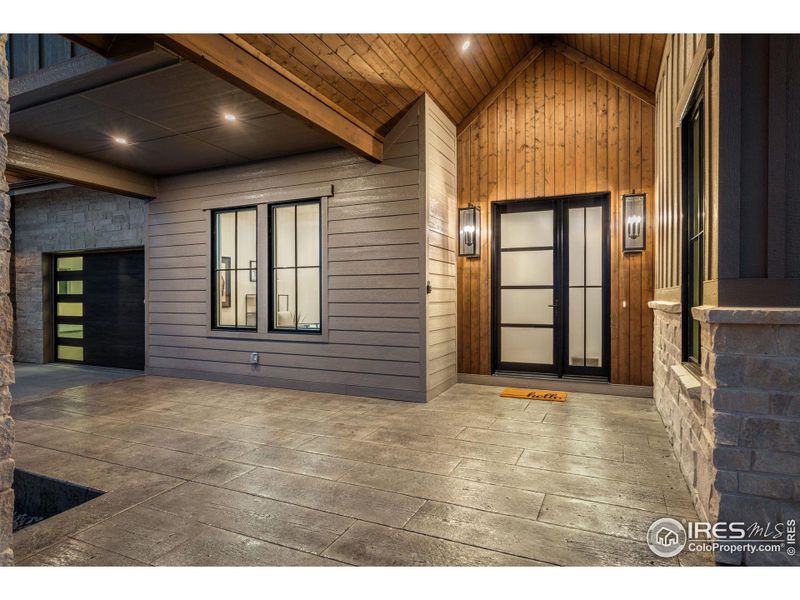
[622,193,646,253]
[458,204,481,257]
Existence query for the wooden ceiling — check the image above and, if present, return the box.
[237,34,540,135]
[557,34,668,94]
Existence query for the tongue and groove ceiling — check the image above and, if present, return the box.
[234,34,667,133]
[9,34,668,181]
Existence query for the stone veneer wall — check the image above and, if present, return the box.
[652,299,800,566]
[650,301,717,522]
[0,33,14,567]
[695,306,800,566]
[13,186,147,363]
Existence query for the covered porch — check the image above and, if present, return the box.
[11,375,709,566]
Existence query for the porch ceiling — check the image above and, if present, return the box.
[9,59,337,177]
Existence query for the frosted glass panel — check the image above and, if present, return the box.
[501,250,553,286]
[501,327,553,364]
[501,289,553,325]
[500,210,553,248]
[586,287,603,367]
[568,208,585,286]
[585,206,603,286]
[568,288,585,366]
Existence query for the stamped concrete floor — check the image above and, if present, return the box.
[10,377,712,566]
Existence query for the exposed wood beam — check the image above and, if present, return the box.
[6,136,157,199]
[152,34,384,162]
[458,43,547,134]
[62,34,155,59]
[552,39,656,106]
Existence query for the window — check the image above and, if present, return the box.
[212,207,257,329]
[269,200,321,332]
[682,94,704,365]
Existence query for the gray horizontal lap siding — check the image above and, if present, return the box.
[146,115,426,401]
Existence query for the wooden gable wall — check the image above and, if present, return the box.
[457,46,655,386]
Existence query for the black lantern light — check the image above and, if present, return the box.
[458,204,481,258]
[622,193,646,252]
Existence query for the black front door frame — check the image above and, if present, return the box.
[491,192,611,380]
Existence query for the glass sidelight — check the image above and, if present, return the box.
[54,255,85,363]
[493,194,609,379]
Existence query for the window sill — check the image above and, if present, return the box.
[206,327,329,343]
[670,363,702,401]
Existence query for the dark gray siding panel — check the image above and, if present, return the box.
[147,104,426,401]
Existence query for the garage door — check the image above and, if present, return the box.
[54,250,145,370]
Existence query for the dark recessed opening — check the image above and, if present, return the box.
[12,468,105,532]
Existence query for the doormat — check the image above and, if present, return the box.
[500,388,567,402]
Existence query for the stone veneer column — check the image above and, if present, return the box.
[650,301,717,522]
[694,306,800,566]
[0,33,14,567]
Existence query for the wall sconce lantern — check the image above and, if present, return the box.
[622,193,646,253]
[458,204,481,257]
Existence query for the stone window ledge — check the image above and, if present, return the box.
[648,300,681,314]
[692,305,800,325]
[670,363,702,400]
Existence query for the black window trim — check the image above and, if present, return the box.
[211,205,258,331]
[267,198,323,335]
[681,84,705,368]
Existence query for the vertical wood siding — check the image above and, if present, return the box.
[423,97,458,398]
[653,34,716,297]
[457,47,655,386]
[146,106,429,401]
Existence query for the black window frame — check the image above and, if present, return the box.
[211,205,258,331]
[268,198,323,334]
[681,88,705,367]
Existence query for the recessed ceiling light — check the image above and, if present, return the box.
[113,137,129,145]
[462,39,471,51]
[223,113,237,122]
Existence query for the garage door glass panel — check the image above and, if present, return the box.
[57,280,83,295]
[57,256,83,271]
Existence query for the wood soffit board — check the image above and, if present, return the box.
[55,33,668,166]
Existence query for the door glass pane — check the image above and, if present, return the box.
[57,345,83,361]
[57,280,84,295]
[501,289,553,325]
[274,268,296,329]
[585,206,603,287]
[568,208,585,286]
[57,256,83,271]
[568,288,585,366]
[586,287,603,367]
[273,205,296,268]
[57,302,83,317]
[500,210,553,248]
[57,324,83,339]
[296,203,320,267]
[501,250,553,286]
[297,267,321,330]
[501,327,553,364]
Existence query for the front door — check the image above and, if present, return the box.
[493,193,609,379]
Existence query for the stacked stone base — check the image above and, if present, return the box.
[652,300,800,566]
[0,33,14,567]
